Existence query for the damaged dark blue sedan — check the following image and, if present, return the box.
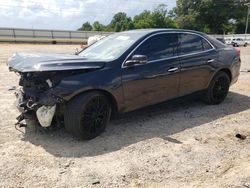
[7,29,241,140]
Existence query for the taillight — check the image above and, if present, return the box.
[235,47,240,56]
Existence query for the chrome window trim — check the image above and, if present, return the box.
[148,56,179,64]
[122,31,216,68]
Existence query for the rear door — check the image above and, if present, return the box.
[178,33,218,96]
[121,33,180,111]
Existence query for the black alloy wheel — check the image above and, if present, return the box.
[81,95,110,137]
[204,71,230,105]
[64,92,111,140]
[212,76,229,102]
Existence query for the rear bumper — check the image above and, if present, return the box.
[230,57,241,85]
[231,72,240,85]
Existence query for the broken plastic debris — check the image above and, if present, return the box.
[36,105,56,127]
[235,133,247,140]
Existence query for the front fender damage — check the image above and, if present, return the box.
[8,53,102,130]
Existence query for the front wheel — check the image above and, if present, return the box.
[203,72,230,105]
[64,92,111,140]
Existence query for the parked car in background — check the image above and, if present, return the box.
[78,35,106,52]
[79,35,106,51]
[231,38,247,47]
[7,29,241,140]
[87,35,106,46]
[225,38,233,45]
[216,37,225,44]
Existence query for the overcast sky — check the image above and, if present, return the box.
[0,0,176,30]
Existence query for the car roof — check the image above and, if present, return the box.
[120,28,206,36]
[117,29,228,49]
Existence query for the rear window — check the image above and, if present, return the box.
[179,33,212,55]
[202,39,213,50]
[207,35,226,48]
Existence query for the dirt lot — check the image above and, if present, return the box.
[0,44,250,188]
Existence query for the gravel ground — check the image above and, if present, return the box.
[0,44,250,188]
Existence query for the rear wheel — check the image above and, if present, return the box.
[64,92,111,140]
[203,71,230,105]
[244,43,248,47]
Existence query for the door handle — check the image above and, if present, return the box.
[207,59,215,63]
[168,67,179,72]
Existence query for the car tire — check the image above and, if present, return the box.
[203,71,230,105]
[244,43,248,47]
[64,92,111,140]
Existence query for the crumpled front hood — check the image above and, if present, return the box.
[7,52,105,72]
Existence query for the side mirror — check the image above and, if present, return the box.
[125,55,148,67]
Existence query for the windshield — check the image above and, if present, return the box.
[79,32,143,61]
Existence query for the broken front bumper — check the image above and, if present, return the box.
[15,88,61,128]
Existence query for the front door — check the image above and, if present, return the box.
[121,33,181,112]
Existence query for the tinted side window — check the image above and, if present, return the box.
[134,33,178,61]
[179,33,203,55]
[202,39,213,50]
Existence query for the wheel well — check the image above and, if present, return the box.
[70,89,118,117]
[219,68,232,82]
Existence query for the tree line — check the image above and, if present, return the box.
[78,0,250,34]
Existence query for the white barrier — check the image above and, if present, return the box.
[0,27,113,44]
[211,34,250,42]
